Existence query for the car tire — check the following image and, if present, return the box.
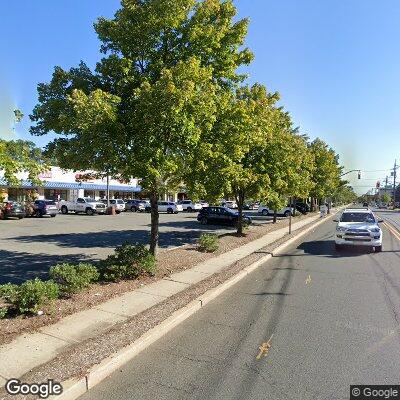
[262,209,268,216]
[167,208,173,214]
[116,210,121,214]
[284,210,291,217]
[375,245,382,253]
[131,206,137,212]
[18,216,24,219]
[35,210,42,218]
[200,217,208,225]
[86,208,94,216]
[51,214,56,218]
[61,206,68,214]
[187,207,192,213]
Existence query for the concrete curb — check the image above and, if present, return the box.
[48,210,340,400]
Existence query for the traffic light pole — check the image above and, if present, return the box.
[393,160,397,207]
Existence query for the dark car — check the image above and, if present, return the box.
[1,201,25,219]
[33,199,58,217]
[292,202,310,215]
[197,206,252,226]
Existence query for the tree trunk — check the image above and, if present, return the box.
[273,210,277,224]
[236,191,245,235]
[149,192,159,256]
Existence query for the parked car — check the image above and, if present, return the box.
[101,199,125,214]
[292,201,310,215]
[125,199,147,212]
[59,198,106,215]
[1,201,25,219]
[221,200,238,209]
[243,202,259,210]
[257,205,294,217]
[145,201,183,214]
[33,199,58,217]
[178,200,202,212]
[197,206,252,226]
[199,200,209,208]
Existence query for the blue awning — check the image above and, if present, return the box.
[0,178,141,192]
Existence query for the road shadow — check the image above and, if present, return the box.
[10,226,232,250]
[275,240,373,258]
[0,250,90,284]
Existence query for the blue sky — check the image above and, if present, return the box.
[1,0,400,193]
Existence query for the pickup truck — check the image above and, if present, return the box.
[59,197,106,216]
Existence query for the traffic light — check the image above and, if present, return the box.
[358,171,361,179]
[376,181,380,189]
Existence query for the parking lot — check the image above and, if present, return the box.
[0,210,273,284]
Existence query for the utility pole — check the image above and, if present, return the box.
[393,160,397,207]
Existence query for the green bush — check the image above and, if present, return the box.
[15,278,59,314]
[0,283,18,303]
[50,263,99,294]
[101,243,156,282]
[197,233,219,253]
[0,307,7,319]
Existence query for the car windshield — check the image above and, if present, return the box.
[84,198,96,202]
[340,212,376,223]
[45,201,56,205]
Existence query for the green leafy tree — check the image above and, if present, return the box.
[0,140,45,187]
[381,192,391,204]
[30,0,252,255]
[308,138,341,210]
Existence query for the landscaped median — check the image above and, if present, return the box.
[0,209,343,399]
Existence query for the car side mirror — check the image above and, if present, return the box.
[378,219,384,223]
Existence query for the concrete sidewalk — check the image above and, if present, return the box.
[0,212,325,385]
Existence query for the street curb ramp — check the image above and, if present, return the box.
[49,211,339,400]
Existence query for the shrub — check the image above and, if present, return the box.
[50,263,99,294]
[0,283,18,303]
[0,307,7,319]
[197,233,219,253]
[101,243,156,282]
[14,279,59,314]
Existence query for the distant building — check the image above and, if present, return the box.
[0,166,141,202]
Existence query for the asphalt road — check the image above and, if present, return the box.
[79,213,400,400]
[0,210,272,284]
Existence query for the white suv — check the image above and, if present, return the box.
[178,200,202,212]
[258,205,294,217]
[157,201,183,214]
[334,208,383,252]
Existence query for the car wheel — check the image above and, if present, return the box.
[116,210,121,214]
[35,210,42,218]
[200,217,208,225]
[284,210,291,217]
[18,216,24,219]
[262,209,268,216]
[131,206,137,212]
[187,207,192,212]
[167,208,173,214]
[51,214,56,218]
[375,245,382,253]
[86,208,94,216]
[61,206,68,214]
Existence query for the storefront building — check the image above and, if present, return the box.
[0,167,141,202]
